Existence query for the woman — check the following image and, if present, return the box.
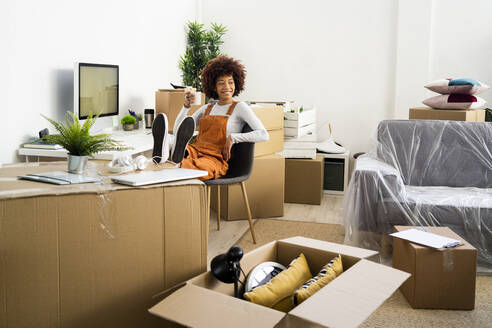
[165,56,269,180]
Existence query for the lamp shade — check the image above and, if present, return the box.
[211,246,244,284]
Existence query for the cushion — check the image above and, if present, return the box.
[244,253,312,312]
[422,94,486,110]
[293,254,343,305]
[425,78,489,95]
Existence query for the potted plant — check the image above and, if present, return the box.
[41,111,128,174]
[121,115,137,131]
[179,21,227,91]
[485,108,492,122]
[137,113,143,129]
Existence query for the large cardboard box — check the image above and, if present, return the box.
[251,104,284,130]
[155,89,205,132]
[285,155,324,205]
[392,226,477,310]
[251,104,284,157]
[149,236,410,328]
[0,162,208,328]
[409,107,485,121]
[211,154,284,220]
[255,128,283,157]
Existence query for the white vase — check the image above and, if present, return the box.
[68,154,88,174]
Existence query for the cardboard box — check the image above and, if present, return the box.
[255,128,283,157]
[211,154,284,220]
[155,89,205,132]
[409,107,485,121]
[0,162,208,328]
[285,156,324,205]
[251,105,284,130]
[149,236,410,328]
[392,226,477,310]
[252,105,284,157]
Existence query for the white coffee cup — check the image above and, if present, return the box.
[185,87,201,106]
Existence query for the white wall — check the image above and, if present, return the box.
[4,0,492,165]
[1,0,198,164]
[202,0,492,156]
[202,0,399,155]
[429,0,492,107]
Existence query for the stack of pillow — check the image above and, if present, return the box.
[243,253,343,312]
[423,78,489,110]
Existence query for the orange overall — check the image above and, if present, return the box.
[181,101,238,180]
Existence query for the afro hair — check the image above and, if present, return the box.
[201,56,246,99]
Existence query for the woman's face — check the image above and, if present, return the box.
[215,75,235,102]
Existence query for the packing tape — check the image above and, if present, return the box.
[96,192,117,239]
[442,248,454,272]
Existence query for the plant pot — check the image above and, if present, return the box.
[123,124,134,131]
[68,154,88,174]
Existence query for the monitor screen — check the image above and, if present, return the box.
[78,63,118,120]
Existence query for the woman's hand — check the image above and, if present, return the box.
[184,91,196,108]
[222,136,233,161]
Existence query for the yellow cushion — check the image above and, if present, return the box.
[244,253,312,312]
[293,254,343,305]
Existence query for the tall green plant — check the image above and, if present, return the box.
[41,111,129,156]
[179,21,227,91]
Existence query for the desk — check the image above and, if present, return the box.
[0,161,207,327]
[18,129,154,162]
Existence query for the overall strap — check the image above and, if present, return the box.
[204,103,215,116]
[226,101,238,115]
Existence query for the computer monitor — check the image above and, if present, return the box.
[74,62,119,124]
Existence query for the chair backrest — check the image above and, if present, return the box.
[224,124,255,179]
[376,120,492,188]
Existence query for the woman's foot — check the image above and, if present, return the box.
[152,113,169,163]
[171,116,195,163]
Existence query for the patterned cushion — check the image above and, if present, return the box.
[244,253,312,312]
[293,255,343,305]
[425,78,489,95]
[422,94,486,110]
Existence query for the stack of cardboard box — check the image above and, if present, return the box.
[281,107,317,159]
[211,103,286,220]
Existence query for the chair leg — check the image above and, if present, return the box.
[240,181,256,244]
[217,186,221,231]
[206,185,211,246]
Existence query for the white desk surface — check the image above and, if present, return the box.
[18,129,154,161]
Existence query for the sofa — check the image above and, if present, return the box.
[342,119,492,267]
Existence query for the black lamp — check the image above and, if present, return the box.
[211,246,244,298]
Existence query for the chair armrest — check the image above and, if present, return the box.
[353,156,406,200]
[342,156,407,236]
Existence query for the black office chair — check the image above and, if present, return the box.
[204,125,257,244]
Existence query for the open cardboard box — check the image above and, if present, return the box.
[149,236,410,328]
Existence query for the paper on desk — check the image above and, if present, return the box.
[390,228,462,249]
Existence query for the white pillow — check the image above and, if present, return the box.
[425,78,489,95]
[423,94,486,110]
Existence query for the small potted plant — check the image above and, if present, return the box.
[137,113,143,129]
[41,111,128,174]
[121,115,137,131]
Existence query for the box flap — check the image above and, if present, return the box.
[280,236,378,259]
[149,283,285,328]
[289,259,410,328]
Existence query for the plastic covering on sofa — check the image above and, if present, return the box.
[342,120,492,269]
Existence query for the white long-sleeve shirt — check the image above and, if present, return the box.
[173,101,269,144]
